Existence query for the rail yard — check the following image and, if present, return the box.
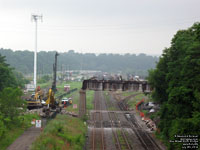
[87,91,165,150]
[5,80,167,150]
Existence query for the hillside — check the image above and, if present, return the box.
[0,49,158,77]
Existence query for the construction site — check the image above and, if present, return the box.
[1,1,199,150]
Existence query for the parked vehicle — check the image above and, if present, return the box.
[61,97,72,106]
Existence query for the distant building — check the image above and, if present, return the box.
[25,84,35,92]
[64,84,70,92]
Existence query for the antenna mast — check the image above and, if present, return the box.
[31,14,42,88]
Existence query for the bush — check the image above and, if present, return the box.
[148,22,200,149]
[0,88,26,128]
[0,113,40,150]
[38,75,51,84]
[31,115,87,150]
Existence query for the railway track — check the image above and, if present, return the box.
[108,112,132,150]
[118,101,128,111]
[119,100,162,150]
[91,92,105,150]
[89,91,163,150]
[104,93,131,150]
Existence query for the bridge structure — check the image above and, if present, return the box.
[82,79,151,92]
[79,79,151,118]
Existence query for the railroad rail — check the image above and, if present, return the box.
[91,92,105,150]
[119,99,162,150]
[90,91,163,150]
[108,112,132,150]
[91,110,134,113]
[104,94,131,150]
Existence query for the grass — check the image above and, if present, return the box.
[38,81,82,100]
[31,115,87,150]
[65,92,79,113]
[116,130,127,150]
[122,91,139,97]
[104,92,117,111]
[127,93,147,109]
[55,81,94,114]
[37,81,52,89]
[141,110,149,115]
[0,113,40,150]
[49,81,82,113]
[86,90,94,110]
[38,80,94,116]
[55,81,82,99]
[56,81,82,91]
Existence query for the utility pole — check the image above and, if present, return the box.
[52,52,59,92]
[31,14,42,88]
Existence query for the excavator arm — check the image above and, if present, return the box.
[45,88,55,107]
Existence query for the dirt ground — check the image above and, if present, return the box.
[7,126,41,150]
[7,118,47,150]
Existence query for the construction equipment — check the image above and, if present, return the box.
[26,86,43,109]
[52,52,59,92]
[45,88,56,108]
[41,52,62,117]
[42,88,62,117]
[26,52,62,117]
[61,97,72,107]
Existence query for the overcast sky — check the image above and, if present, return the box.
[0,0,199,55]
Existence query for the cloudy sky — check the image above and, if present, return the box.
[0,0,199,55]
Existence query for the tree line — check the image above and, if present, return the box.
[0,54,30,145]
[0,49,158,77]
[148,22,200,149]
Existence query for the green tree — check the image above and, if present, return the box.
[13,71,29,88]
[38,75,51,83]
[0,48,158,77]
[0,87,26,139]
[148,48,169,103]
[0,88,26,124]
[148,22,200,149]
[0,54,17,91]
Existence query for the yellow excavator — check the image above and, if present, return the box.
[45,88,55,106]
[42,88,62,117]
[27,86,43,109]
[41,52,62,117]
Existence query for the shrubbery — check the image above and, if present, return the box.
[0,88,26,137]
[148,22,200,149]
[0,54,40,149]
[31,115,87,150]
[38,75,51,84]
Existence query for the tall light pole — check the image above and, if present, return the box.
[31,14,42,88]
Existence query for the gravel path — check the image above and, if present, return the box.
[7,126,41,150]
[7,118,47,150]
